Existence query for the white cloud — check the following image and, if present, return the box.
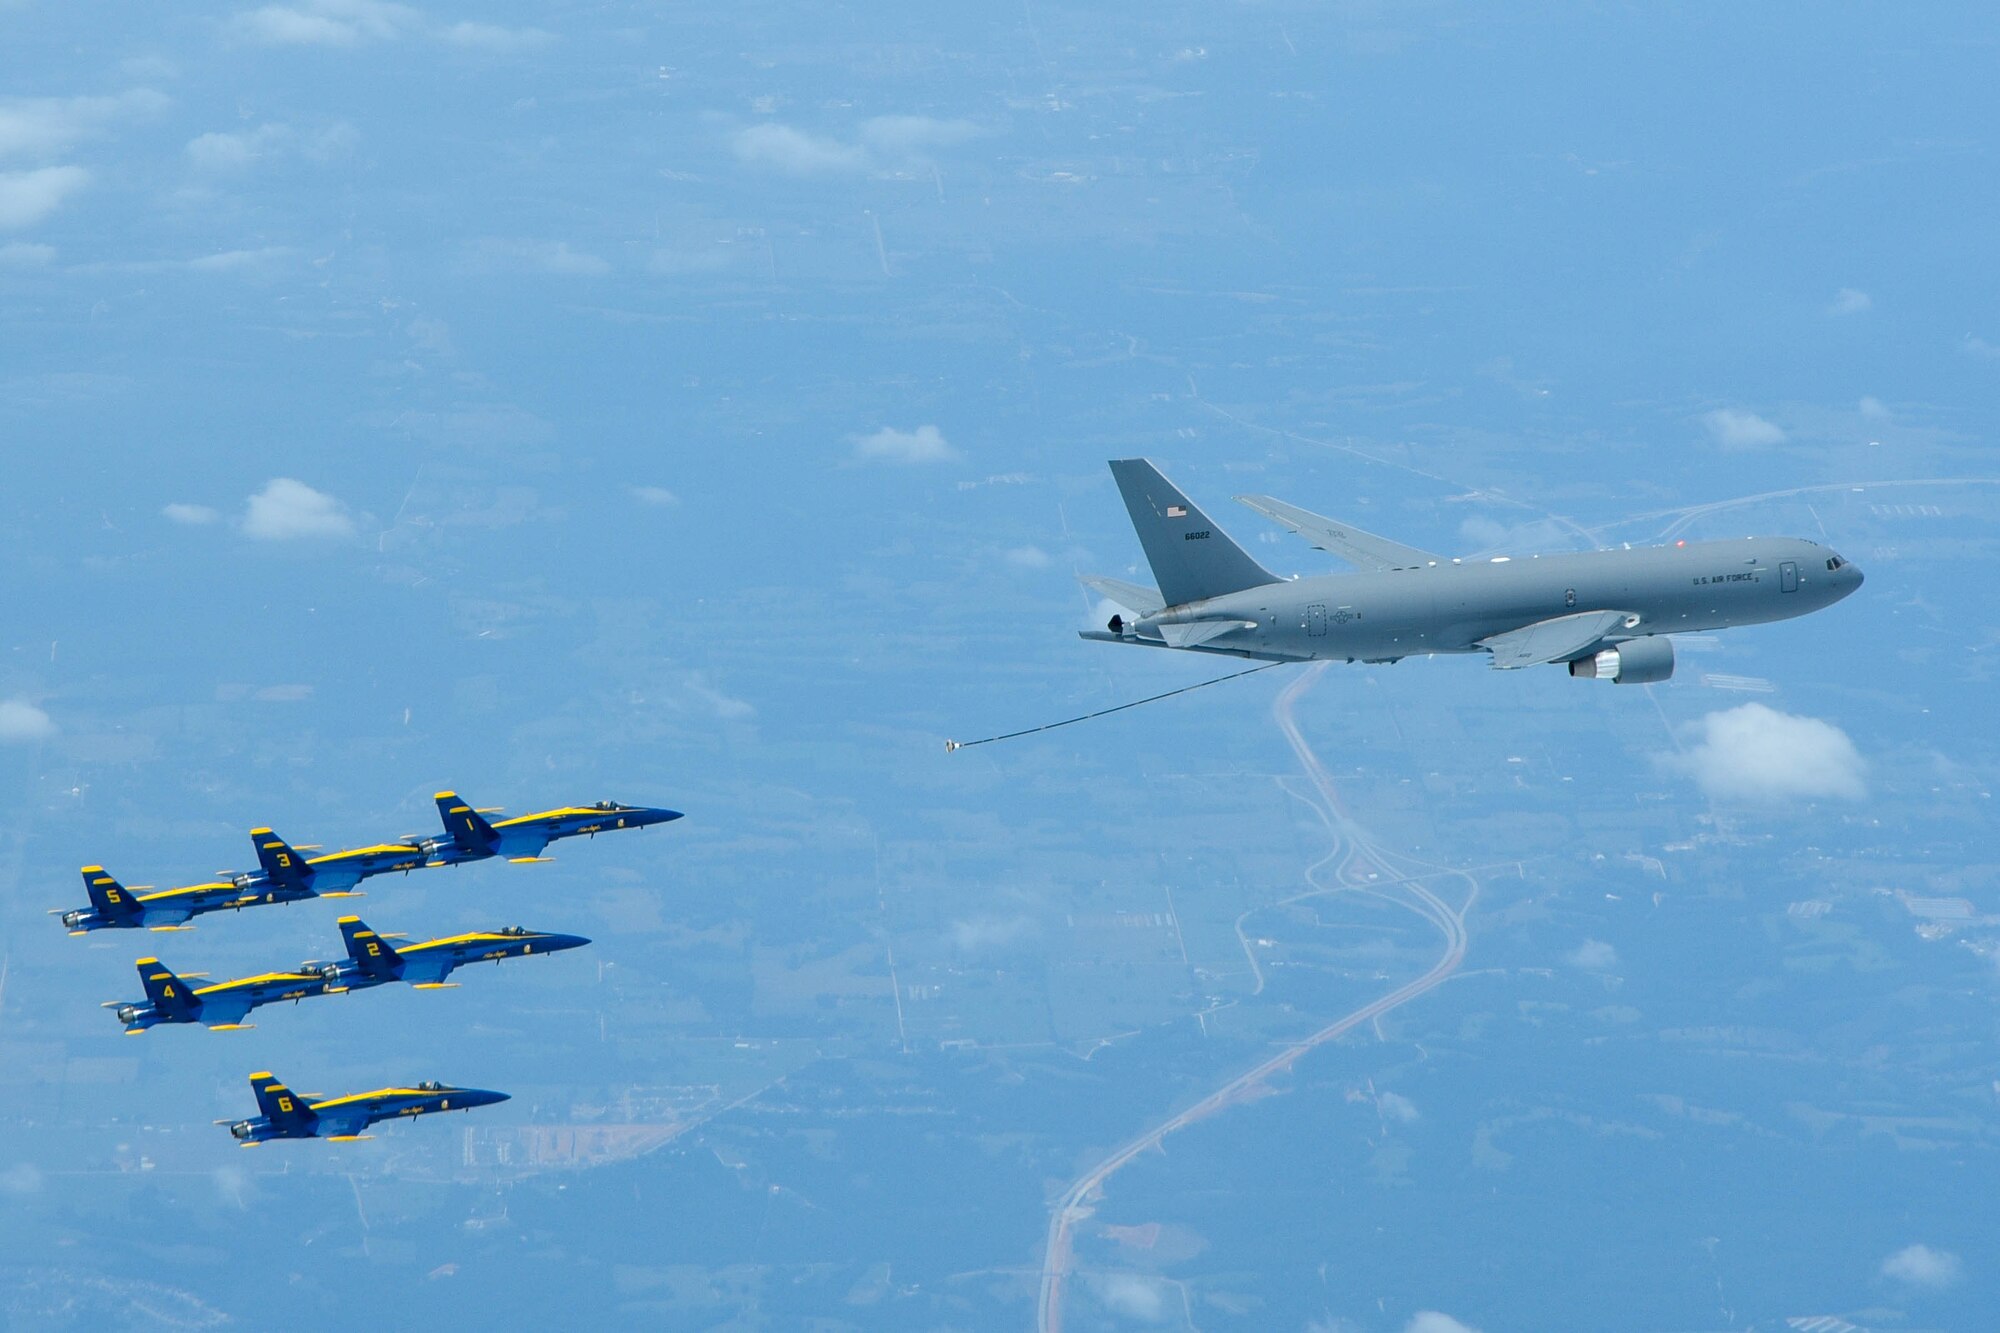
[211,1163,252,1209]
[1858,395,1889,419]
[440,21,554,52]
[163,502,219,525]
[1405,1315,1480,1333]
[852,424,957,465]
[0,1163,42,1196]
[632,486,679,506]
[1826,287,1872,316]
[0,165,89,229]
[230,0,416,45]
[1663,703,1867,804]
[732,115,982,176]
[0,699,55,742]
[1702,408,1786,449]
[0,90,169,161]
[466,238,609,276]
[1965,335,2000,362]
[1378,1090,1419,1122]
[1882,1243,1961,1288]
[684,672,754,721]
[0,240,52,265]
[858,115,982,158]
[1569,939,1618,971]
[407,315,452,356]
[1004,544,1050,569]
[1092,1273,1166,1323]
[185,246,291,272]
[645,247,734,277]
[242,478,355,540]
[186,123,290,172]
[731,124,865,175]
[1457,515,1511,549]
[950,915,1037,953]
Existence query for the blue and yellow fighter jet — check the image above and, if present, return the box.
[53,865,258,934]
[319,916,590,990]
[226,826,424,899]
[106,957,328,1032]
[405,790,681,866]
[219,1070,508,1144]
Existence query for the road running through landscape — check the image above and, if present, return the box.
[1036,662,1481,1333]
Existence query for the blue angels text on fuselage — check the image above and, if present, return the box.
[1081,459,1863,682]
[107,918,589,1032]
[402,791,682,867]
[220,1071,508,1144]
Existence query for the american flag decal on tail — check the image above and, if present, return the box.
[1165,505,1187,518]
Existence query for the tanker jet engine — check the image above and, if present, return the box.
[1080,459,1862,682]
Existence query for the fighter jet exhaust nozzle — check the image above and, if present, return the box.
[1569,636,1674,685]
[61,911,83,930]
[229,1120,255,1140]
[115,1005,139,1025]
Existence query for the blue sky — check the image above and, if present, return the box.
[3,3,1997,1329]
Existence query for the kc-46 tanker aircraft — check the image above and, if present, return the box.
[1083,459,1863,680]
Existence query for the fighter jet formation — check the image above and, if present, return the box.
[1083,459,1863,681]
[58,791,679,1143]
[54,791,681,934]
[106,918,590,1033]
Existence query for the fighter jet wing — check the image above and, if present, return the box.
[1078,575,1166,616]
[199,995,256,1030]
[1233,495,1438,571]
[1477,610,1631,669]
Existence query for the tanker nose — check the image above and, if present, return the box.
[1822,551,1863,602]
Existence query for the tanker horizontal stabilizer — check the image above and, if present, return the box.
[1478,610,1632,669]
[1158,619,1256,648]
[1233,495,1438,571]
[1078,575,1166,616]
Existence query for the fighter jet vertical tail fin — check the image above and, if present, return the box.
[337,916,403,978]
[249,1071,317,1133]
[434,792,498,851]
[250,828,313,887]
[80,867,143,922]
[135,958,200,1020]
[1107,459,1280,608]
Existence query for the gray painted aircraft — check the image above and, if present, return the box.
[1081,459,1862,681]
